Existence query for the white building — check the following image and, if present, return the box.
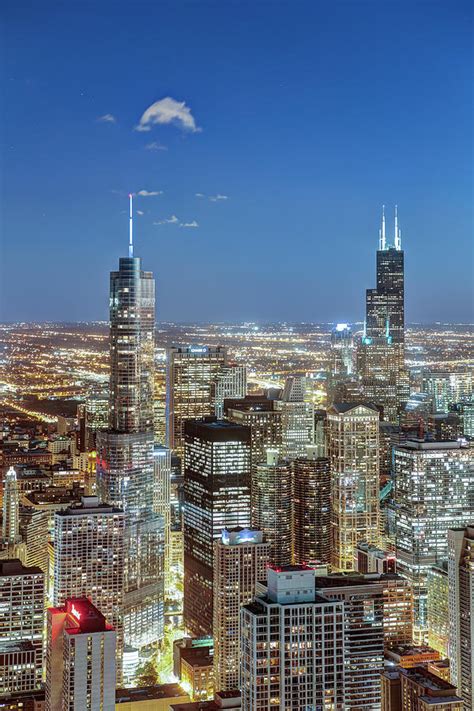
[213,528,269,691]
[46,597,116,711]
[240,565,345,710]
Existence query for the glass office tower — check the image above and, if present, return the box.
[97,200,164,652]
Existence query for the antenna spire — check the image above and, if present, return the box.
[128,193,133,257]
[380,204,386,251]
[394,204,401,250]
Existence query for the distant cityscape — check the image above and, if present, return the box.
[0,202,473,711]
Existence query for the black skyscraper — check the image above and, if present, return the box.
[358,207,408,422]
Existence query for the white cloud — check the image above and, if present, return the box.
[97,113,117,123]
[180,220,199,228]
[195,192,229,201]
[154,215,179,225]
[136,189,163,197]
[209,194,229,202]
[145,141,168,151]
[137,210,144,216]
[135,97,201,133]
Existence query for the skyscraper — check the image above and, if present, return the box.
[327,402,381,571]
[213,527,269,692]
[291,446,331,565]
[0,559,44,696]
[2,466,20,546]
[251,449,292,566]
[448,526,474,711]
[276,376,315,459]
[240,565,346,710]
[358,206,408,422]
[392,440,474,642]
[166,345,228,462]
[226,395,282,465]
[315,573,385,710]
[46,598,116,711]
[183,417,251,637]
[53,496,125,679]
[96,196,164,651]
[153,444,172,592]
[331,323,354,376]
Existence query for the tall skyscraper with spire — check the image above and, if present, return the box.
[358,206,408,422]
[97,195,164,654]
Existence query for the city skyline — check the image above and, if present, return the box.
[2,1,473,325]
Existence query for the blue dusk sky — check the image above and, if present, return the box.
[1,0,472,323]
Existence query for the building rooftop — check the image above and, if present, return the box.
[328,402,379,414]
[56,496,123,517]
[180,645,213,667]
[184,417,251,442]
[170,690,241,710]
[397,439,464,451]
[116,683,189,703]
[0,559,43,577]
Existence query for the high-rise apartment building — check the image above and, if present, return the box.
[276,376,315,459]
[291,447,331,565]
[53,496,125,678]
[183,418,251,637]
[358,207,408,422]
[46,598,116,711]
[316,573,385,710]
[96,197,164,651]
[448,526,474,711]
[392,440,474,641]
[2,466,20,546]
[0,559,44,696]
[327,402,380,571]
[240,565,345,710]
[166,345,228,461]
[251,449,292,566]
[213,527,269,692]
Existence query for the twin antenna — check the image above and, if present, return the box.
[128,193,134,258]
[379,205,401,251]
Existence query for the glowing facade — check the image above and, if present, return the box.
[327,403,380,571]
[393,440,474,642]
[166,345,227,462]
